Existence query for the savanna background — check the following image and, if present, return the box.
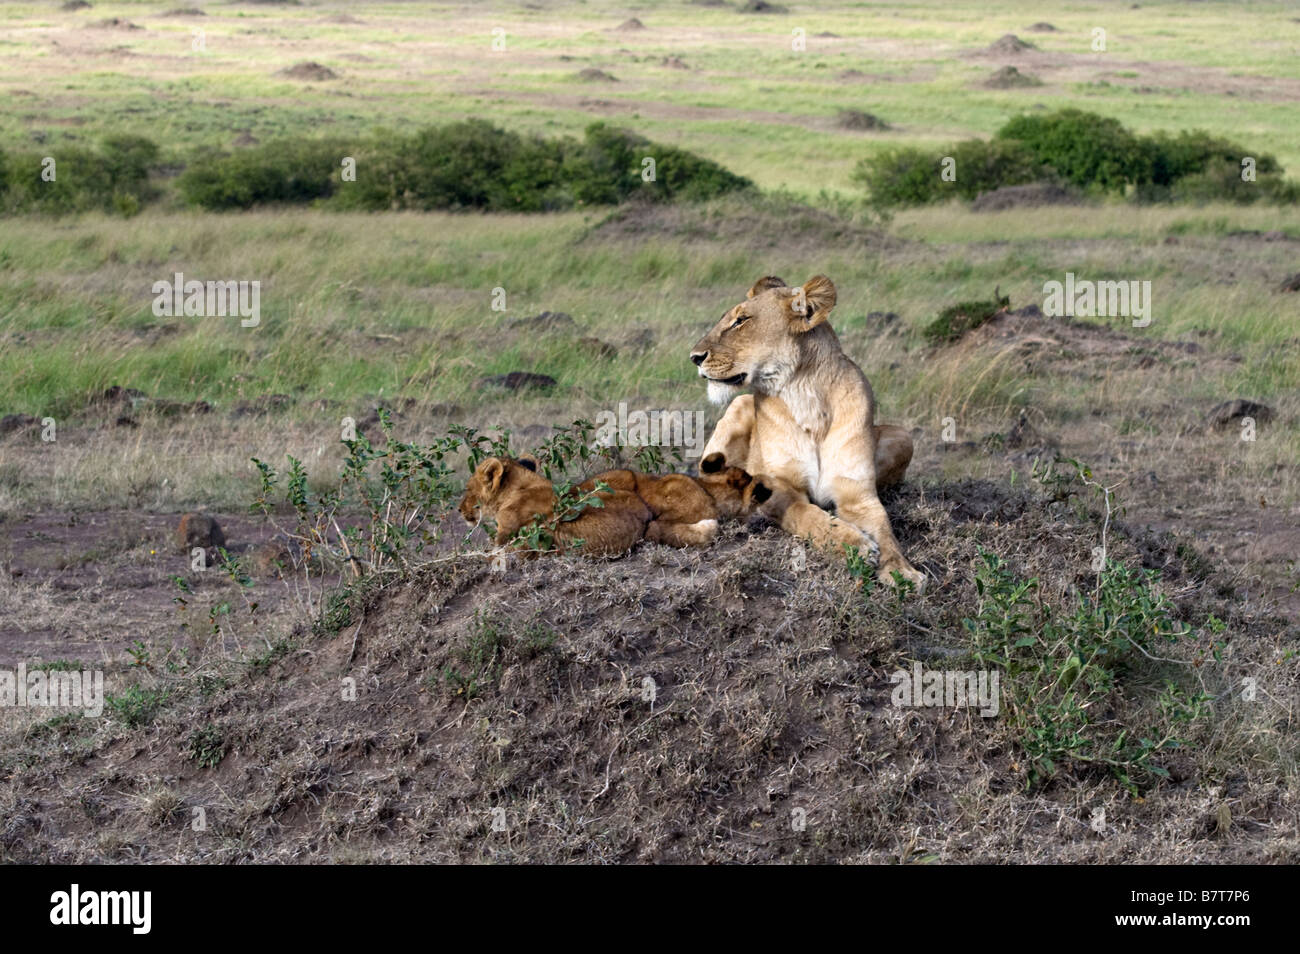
[0,0,1296,863]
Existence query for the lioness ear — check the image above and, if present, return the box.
[790,275,837,330]
[481,458,506,494]
[700,452,725,474]
[515,455,539,472]
[747,276,787,299]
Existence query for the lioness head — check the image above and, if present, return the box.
[690,274,837,403]
[458,456,532,524]
[696,451,755,519]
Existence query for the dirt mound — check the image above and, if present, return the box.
[161,7,205,15]
[984,34,1036,55]
[1278,272,1300,292]
[740,0,787,12]
[277,62,339,81]
[970,182,1079,211]
[586,196,892,251]
[983,65,1042,88]
[1026,22,1058,32]
[4,472,1281,863]
[61,0,92,10]
[836,109,890,130]
[94,17,141,29]
[233,130,259,146]
[614,18,644,31]
[577,68,617,82]
[950,306,1242,380]
[660,56,689,69]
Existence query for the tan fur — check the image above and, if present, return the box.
[744,476,880,557]
[458,457,650,557]
[593,452,753,547]
[691,274,924,588]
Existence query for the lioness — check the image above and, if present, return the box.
[691,274,924,588]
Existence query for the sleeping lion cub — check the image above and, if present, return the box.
[457,453,755,556]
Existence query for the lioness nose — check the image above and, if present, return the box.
[691,351,707,366]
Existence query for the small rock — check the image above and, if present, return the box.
[153,400,213,417]
[100,385,148,407]
[477,372,558,392]
[508,310,577,332]
[175,513,225,553]
[577,337,618,359]
[230,394,292,418]
[249,541,292,578]
[0,414,40,436]
[1207,399,1274,429]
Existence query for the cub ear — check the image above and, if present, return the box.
[699,452,725,473]
[515,454,539,472]
[747,275,787,299]
[790,275,837,330]
[750,480,773,505]
[480,458,506,494]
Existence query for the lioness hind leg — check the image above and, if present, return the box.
[872,424,913,491]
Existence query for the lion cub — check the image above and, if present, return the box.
[457,453,756,556]
[458,456,651,557]
[593,452,755,548]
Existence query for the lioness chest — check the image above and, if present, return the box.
[751,382,837,508]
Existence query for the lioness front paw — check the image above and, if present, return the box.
[877,558,926,592]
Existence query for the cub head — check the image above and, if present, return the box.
[458,456,535,524]
[689,274,837,403]
[696,451,755,519]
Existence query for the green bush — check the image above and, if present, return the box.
[180,121,750,213]
[947,138,1042,200]
[2,136,161,215]
[850,146,943,209]
[855,110,1296,208]
[995,109,1143,192]
[178,137,346,210]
